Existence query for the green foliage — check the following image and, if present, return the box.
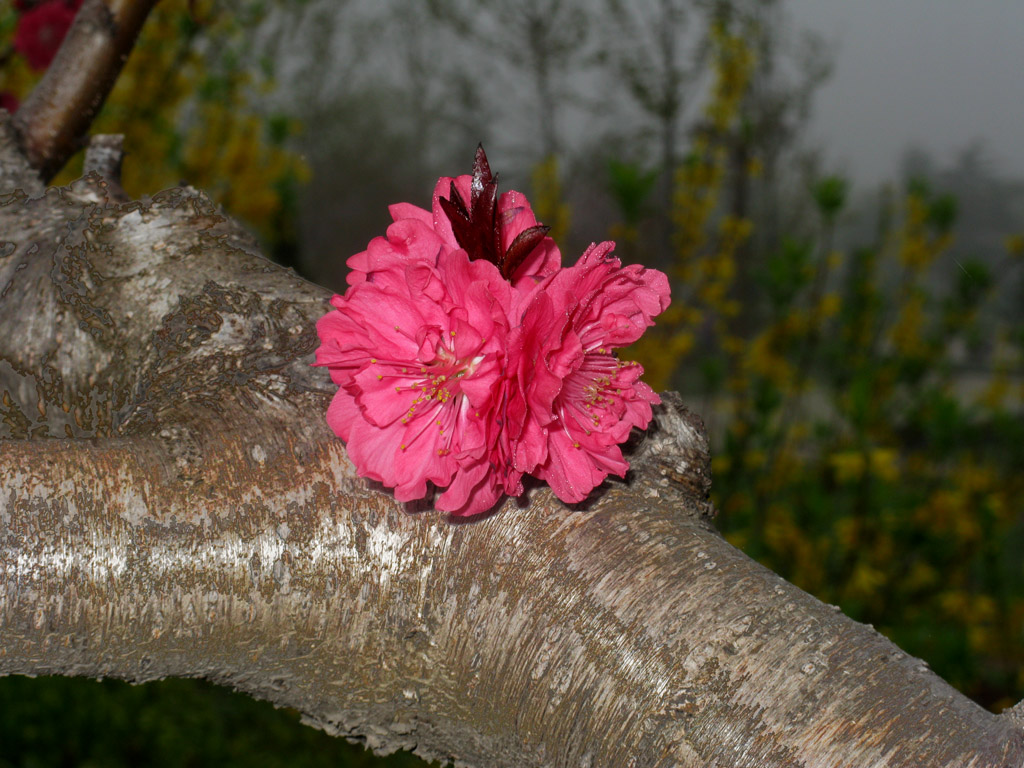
[928,192,958,233]
[760,237,812,311]
[812,175,847,221]
[606,158,659,228]
[0,677,437,768]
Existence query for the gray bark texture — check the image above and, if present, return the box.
[0,115,1022,767]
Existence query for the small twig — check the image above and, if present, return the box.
[12,0,161,182]
[83,133,127,200]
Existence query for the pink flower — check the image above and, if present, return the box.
[510,241,671,503]
[14,0,81,71]
[345,215,449,293]
[316,148,671,516]
[315,248,522,516]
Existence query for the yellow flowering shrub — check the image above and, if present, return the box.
[623,20,1024,712]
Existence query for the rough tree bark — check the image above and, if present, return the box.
[0,113,1022,767]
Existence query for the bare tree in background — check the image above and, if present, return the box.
[712,0,833,254]
[428,0,592,160]
[263,0,487,289]
[2,3,1023,766]
[601,0,705,263]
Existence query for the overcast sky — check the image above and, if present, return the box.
[787,0,1024,185]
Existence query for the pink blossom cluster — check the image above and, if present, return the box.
[315,160,670,516]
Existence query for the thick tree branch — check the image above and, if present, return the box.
[1,119,1022,766]
[12,0,160,182]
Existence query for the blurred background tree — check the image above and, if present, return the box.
[1,0,1021,765]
